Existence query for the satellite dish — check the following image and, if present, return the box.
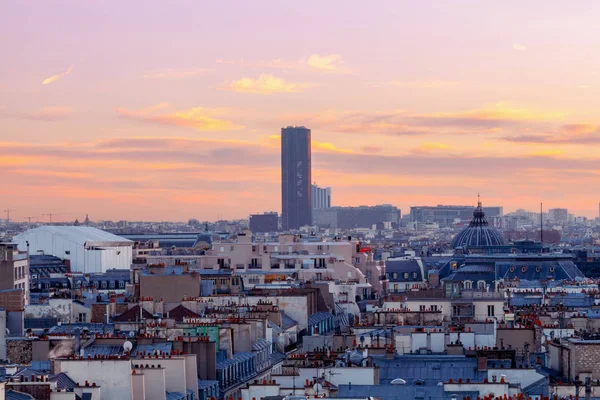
[123,341,133,352]
[391,378,407,385]
[129,331,135,338]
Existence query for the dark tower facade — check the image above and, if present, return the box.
[281,126,312,230]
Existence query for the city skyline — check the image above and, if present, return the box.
[3,1,600,221]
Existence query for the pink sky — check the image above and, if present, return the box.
[2,1,600,222]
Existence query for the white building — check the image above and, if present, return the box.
[13,226,133,273]
[311,184,331,209]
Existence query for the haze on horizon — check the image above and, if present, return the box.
[2,1,600,222]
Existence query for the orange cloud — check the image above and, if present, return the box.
[307,54,351,73]
[116,104,243,131]
[513,44,527,51]
[224,74,309,94]
[418,142,452,151]
[42,65,74,85]
[217,54,351,74]
[267,134,353,154]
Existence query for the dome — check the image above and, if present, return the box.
[451,199,505,248]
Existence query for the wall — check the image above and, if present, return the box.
[487,368,544,390]
[444,382,509,398]
[156,357,187,395]
[131,373,145,400]
[25,299,73,323]
[0,289,24,311]
[0,309,6,360]
[140,274,200,303]
[57,359,132,400]
[183,354,199,400]
[496,328,535,353]
[135,366,166,400]
[570,341,600,380]
[7,339,32,363]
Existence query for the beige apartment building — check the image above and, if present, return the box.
[0,243,29,305]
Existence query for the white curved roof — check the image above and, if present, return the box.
[14,226,133,247]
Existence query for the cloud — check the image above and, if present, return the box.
[217,54,351,74]
[361,146,383,154]
[4,136,600,219]
[276,103,567,137]
[418,142,452,151]
[223,74,309,94]
[0,106,74,121]
[307,54,351,73]
[513,44,527,51]
[116,104,243,131]
[384,80,460,89]
[142,68,210,79]
[42,65,74,85]
[267,134,354,154]
[501,124,600,144]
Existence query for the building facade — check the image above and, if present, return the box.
[410,205,503,227]
[0,243,29,305]
[281,126,312,230]
[313,205,400,229]
[249,213,279,233]
[311,184,331,210]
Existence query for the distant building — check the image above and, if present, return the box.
[311,184,331,210]
[13,226,133,273]
[548,208,569,224]
[249,212,279,233]
[281,126,312,230]
[313,205,400,229]
[410,205,503,227]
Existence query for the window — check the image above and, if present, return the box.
[393,284,398,292]
[317,245,323,251]
[412,272,418,279]
[119,281,125,288]
[78,313,87,323]
[464,281,472,290]
[431,305,438,312]
[219,247,225,252]
[355,257,361,264]
[101,281,107,289]
[250,258,259,268]
[403,272,409,279]
[487,305,495,317]
[274,246,278,252]
[392,272,398,279]
[477,281,486,290]
[420,305,426,311]
[109,281,115,289]
[252,245,257,252]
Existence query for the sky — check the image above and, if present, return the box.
[1,1,600,222]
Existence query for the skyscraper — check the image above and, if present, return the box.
[281,126,312,230]
[311,184,331,210]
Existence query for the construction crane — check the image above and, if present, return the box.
[42,212,75,223]
[4,208,14,223]
[23,216,37,225]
